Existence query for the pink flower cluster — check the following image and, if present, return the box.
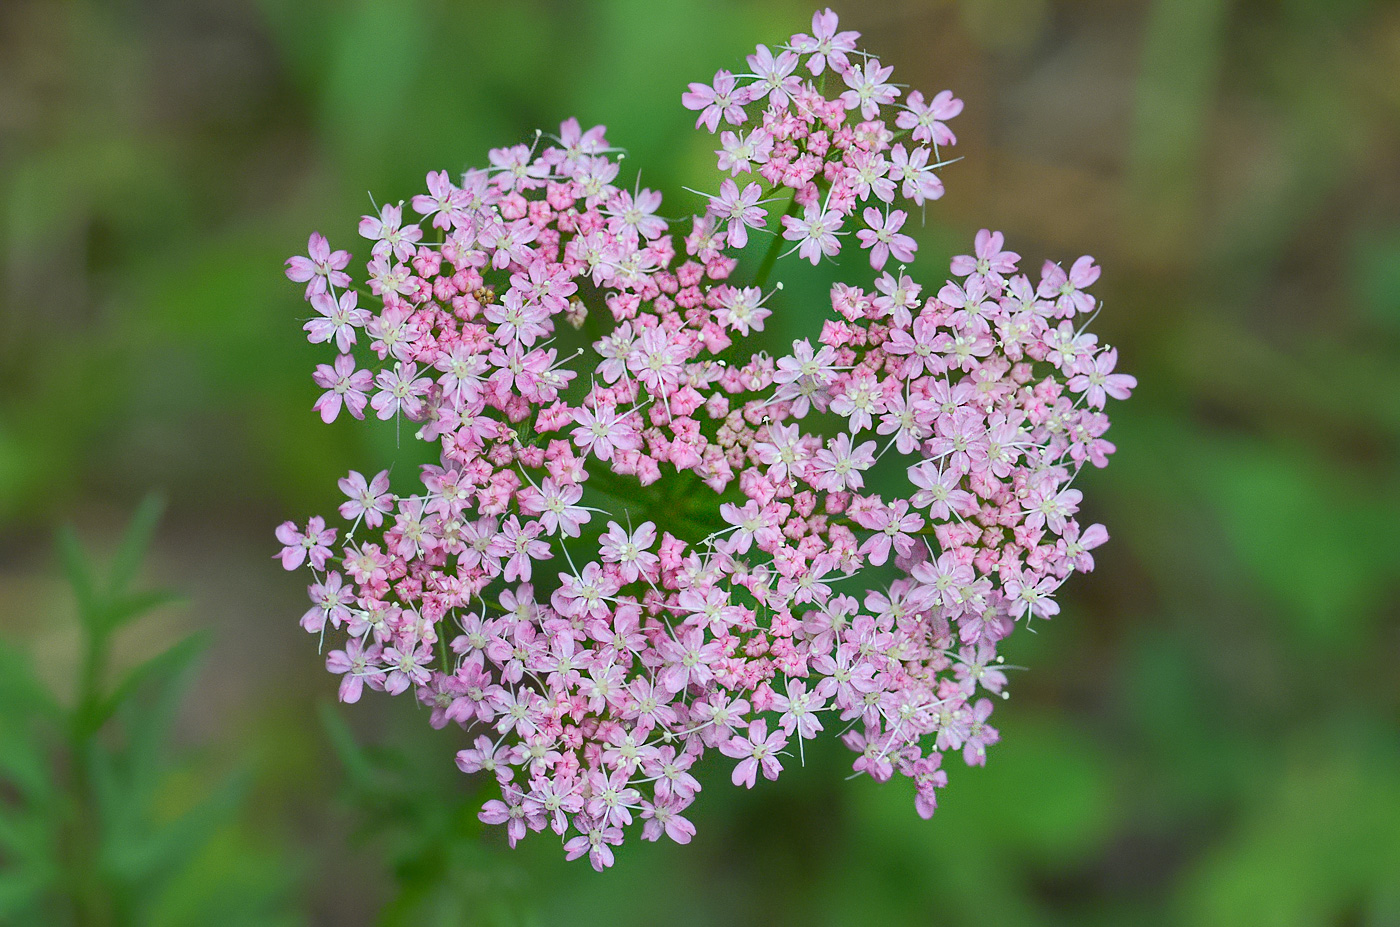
[684,7,961,270]
[277,8,1134,871]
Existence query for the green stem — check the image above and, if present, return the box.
[754,192,800,289]
[69,622,116,927]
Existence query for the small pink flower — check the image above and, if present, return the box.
[598,521,659,583]
[962,698,1000,766]
[371,362,432,420]
[840,59,898,119]
[682,69,749,132]
[1038,255,1101,317]
[1067,347,1136,409]
[720,720,787,788]
[708,179,769,249]
[640,796,697,845]
[571,403,638,463]
[563,818,624,872]
[411,170,466,230]
[337,469,393,528]
[605,188,667,242]
[479,788,545,849]
[284,232,350,298]
[746,44,802,107]
[896,89,963,148]
[358,202,422,262]
[789,8,859,76]
[855,207,917,271]
[274,517,335,571]
[311,354,372,423]
[326,636,380,704]
[811,433,876,492]
[301,571,353,633]
[951,229,1020,289]
[519,478,591,538]
[781,202,843,265]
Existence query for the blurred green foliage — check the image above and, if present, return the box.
[2,0,1399,924]
[0,498,300,926]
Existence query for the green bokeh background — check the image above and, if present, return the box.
[2,0,1399,924]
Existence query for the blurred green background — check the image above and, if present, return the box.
[3,0,1399,924]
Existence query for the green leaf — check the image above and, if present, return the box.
[108,773,247,886]
[88,741,133,846]
[0,640,59,805]
[318,700,377,792]
[103,587,184,636]
[0,863,58,921]
[117,636,207,799]
[0,635,57,722]
[94,631,209,731]
[57,524,99,630]
[107,492,166,598]
[57,493,168,635]
[1199,436,1400,644]
[141,818,303,927]
[1176,740,1400,926]
[0,723,52,809]
[0,803,56,866]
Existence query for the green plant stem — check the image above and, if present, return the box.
[68,623,115,927]
[754,192,800,289]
